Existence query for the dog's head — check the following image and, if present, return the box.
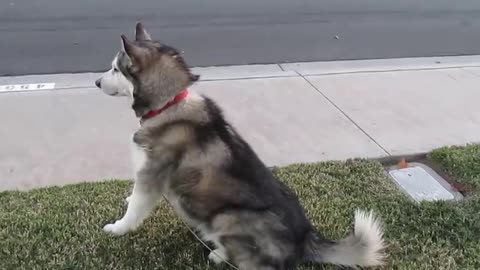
[95,22,199,117]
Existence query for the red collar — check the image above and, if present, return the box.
[141,89,189,122]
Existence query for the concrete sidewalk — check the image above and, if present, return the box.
[1,55,480,191]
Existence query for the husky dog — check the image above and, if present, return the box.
[95,22,385,270]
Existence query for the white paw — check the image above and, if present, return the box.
[103,221,131,236]
[208,249,226,264]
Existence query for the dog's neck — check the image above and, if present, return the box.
[139,89,189,124]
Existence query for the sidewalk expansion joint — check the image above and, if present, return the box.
[297,71,391,156]
[460,67,480,78]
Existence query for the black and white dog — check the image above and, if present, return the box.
[95,23,385,270]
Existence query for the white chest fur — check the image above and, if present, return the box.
[130,133,148,178]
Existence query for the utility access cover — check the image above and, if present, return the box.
[389,164,460,202]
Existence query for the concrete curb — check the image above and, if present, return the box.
[0,64,296,92]
[2,55,480,93]
[281,55,480,76]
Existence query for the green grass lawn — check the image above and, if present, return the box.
[429,144,480,191]
[1,148,479,269]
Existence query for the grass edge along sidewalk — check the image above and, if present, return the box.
[1,145,479,270]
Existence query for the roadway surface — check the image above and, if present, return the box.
[2,0,480,75]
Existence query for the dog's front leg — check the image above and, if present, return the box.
[103,181,161,236]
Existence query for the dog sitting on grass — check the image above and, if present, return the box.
[95,22,385,270]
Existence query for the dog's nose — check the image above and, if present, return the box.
[95,79,101,88]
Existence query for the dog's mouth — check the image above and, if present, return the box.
[102,90,120,97]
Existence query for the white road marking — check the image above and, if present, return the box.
[0,83,56,93]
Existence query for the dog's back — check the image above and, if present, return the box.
[156,95,312,269]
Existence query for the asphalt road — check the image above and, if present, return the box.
[2,0,480,75]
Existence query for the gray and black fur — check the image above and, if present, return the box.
[95,23,385,270]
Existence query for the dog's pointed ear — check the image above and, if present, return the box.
[121,35,146,72]
[135,22,152,41]
[121,35,139,57]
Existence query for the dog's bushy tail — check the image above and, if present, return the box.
[304,209,385,267]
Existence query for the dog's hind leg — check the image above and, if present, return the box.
[237,262,278,270]
[208,247,228,264]
[219,235,285,270]
[103,182,161,235]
